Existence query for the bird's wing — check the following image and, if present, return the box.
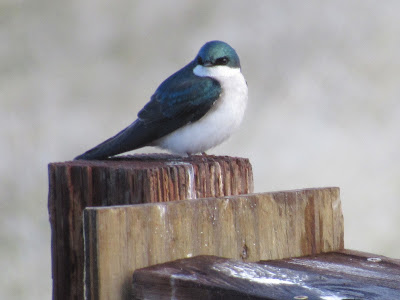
[75,63,221,160]
[138,66,221,130]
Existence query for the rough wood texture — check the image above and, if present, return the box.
[47,154,253,300]
[84,187,343,300]
[132,250,400,299]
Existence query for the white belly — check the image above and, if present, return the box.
[156,66,248,154]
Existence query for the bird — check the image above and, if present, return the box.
[75,40,248,160]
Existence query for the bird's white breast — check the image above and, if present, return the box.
[156,65,248,154]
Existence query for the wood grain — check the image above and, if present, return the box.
[47,154,253,300]
[84,187,343,299]
[132,251,400,299]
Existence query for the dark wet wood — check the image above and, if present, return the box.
[47,154,253,300]
[84,187,343,300]
[132,251,400,300]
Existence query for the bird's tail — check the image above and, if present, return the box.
[74,120,147,160]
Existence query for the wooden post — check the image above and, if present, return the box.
[84,187,343,300]
[47,154,253,300]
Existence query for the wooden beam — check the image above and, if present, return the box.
[83,187,343,299]
[47,154,253,300]
[132,251,400,299]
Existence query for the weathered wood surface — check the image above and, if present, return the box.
[84,187,343,300]
[47,154,253,300]
[132,250,400,300]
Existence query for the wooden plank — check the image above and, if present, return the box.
[47,154,253,300]
[132,251,400,299]
[83,187,343,299]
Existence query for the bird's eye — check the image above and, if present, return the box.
[197,56,203,65]
[215,56,229,65]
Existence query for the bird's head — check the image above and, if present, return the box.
[193,41,241,77]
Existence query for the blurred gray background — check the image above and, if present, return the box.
[1,0,399,298]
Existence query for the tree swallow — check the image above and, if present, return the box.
[75,40,248,160]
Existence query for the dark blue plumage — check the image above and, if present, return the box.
[75,61,221,160]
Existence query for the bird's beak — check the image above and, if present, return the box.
[203,61,213,67]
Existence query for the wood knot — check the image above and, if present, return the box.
[240,243,249,260]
